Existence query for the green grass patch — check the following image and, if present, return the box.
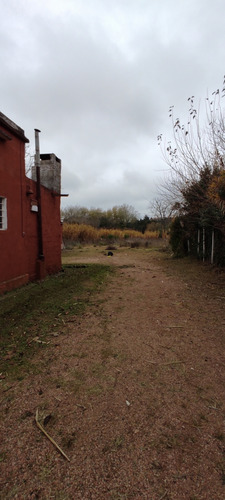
[0,264,113,380]
[87,384,104,395]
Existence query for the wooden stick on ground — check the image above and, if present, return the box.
[148,360,185,366]
[35,409,70,462]
[75,403,87,410]
[158,492,167,500]
[167,325,184,328]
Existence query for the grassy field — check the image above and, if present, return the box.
[2,239,220,384]
[0,263,113,381]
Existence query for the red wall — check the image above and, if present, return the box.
[0,128,28,290]
[0,121,62,293]
[24,179,61,281]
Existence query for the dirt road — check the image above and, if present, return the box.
[1,247,225,499]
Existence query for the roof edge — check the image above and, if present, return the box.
[0,111,29,143]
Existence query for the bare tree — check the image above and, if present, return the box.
[150,198,172,235]
[157,76,225,210]
[25,144,34,177]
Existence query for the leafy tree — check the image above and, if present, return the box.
[62,204,139,230]
[61,206,103,227]
[133,215,150,233]
[99,204,138,229]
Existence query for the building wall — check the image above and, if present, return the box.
[24,178,61,281]
[0,117,62,294]
[0,125,29,291]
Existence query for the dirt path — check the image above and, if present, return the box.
[1,248,225,500]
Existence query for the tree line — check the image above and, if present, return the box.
[61,204,168,235]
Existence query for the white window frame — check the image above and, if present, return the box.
[0,197,7,230]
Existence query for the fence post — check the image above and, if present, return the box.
[211,229,215,265]
[203,227,205,262]
[197,229,200,256]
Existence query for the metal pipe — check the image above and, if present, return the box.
[35,129,44,260]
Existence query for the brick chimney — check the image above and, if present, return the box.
[32,153,61,193]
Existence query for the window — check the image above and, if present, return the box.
[0,197,7,230]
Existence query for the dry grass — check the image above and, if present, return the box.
[62,222,168,246]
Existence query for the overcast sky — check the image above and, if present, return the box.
[1,0,225,217]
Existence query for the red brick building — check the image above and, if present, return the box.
[0,112,63,293]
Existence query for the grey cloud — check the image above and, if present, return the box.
[1,0,225,215]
